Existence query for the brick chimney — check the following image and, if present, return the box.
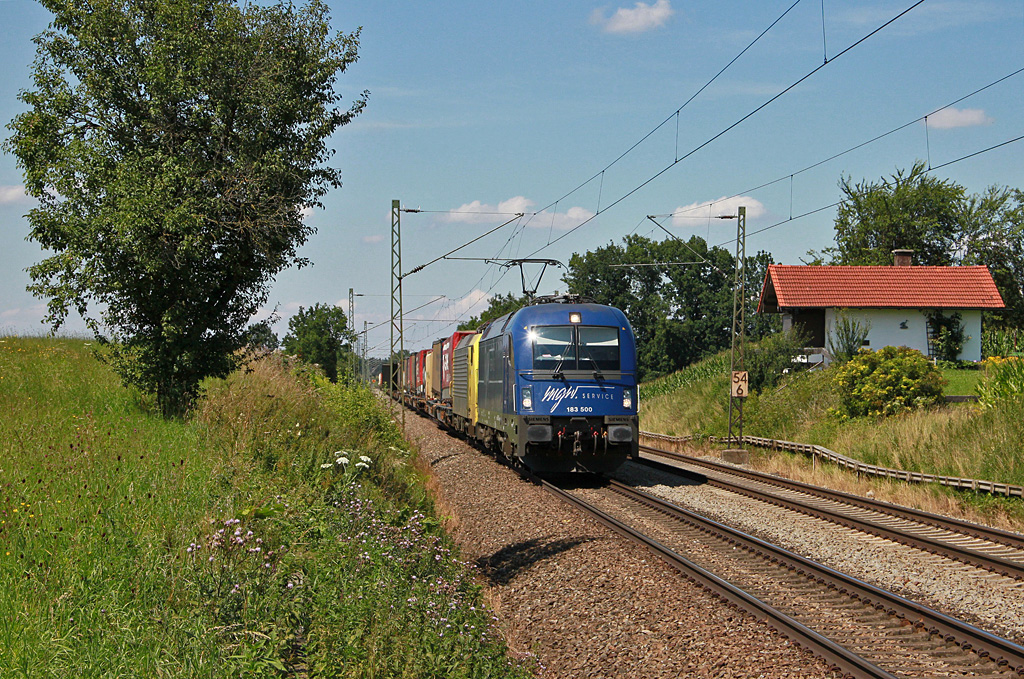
[892,249,913,266]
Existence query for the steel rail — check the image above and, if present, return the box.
[639,445,1024,579]
[535,475,898,679]
[640,444,1024,550]
[602,478,1024,675]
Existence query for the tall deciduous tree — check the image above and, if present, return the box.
[821,161,965,266]
[282,304,353,383]
[961,187,1024,327]
[4,0,367,415]
[814,164,1024,328]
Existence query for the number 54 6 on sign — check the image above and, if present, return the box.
[731,371,748,398]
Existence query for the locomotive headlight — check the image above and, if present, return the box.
[622,388,633,410]
[569,312,581,324]
[521,386,533,410]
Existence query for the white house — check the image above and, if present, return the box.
[756,252,1004,362]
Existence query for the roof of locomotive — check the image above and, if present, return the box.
[478,302,631,342]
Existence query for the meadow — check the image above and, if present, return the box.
[640,351,1024,530]
[0,336,533,678]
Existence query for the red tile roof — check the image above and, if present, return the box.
[758,264,1004,312]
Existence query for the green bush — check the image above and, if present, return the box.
[976,356,1024,407]
[746,329,809,393]
[828,310,871,364]
[830,346,945,418]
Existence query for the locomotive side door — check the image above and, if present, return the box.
[502,335,513,417]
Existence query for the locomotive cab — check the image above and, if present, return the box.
[476,299,639,473]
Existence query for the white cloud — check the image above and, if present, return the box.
[441,197,593,231]
[0,185,31,205]
[362,234,385,244]
[299,205,315,220]
[442,196,536,224]
[591,0,674,34]
[927,107,993,130]
[528,205,596,231]
[671,195,766,226]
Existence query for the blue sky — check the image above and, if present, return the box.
[1,0,1022,357]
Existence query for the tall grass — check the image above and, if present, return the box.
[0,336,532,677]
[640,349,1024,527]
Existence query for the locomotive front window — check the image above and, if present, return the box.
[531,325,619,371]
[532,325,576,370]
[578,326,620,372]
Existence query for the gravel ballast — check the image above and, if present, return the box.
[403,413,837,678]
[613,457,1024,645]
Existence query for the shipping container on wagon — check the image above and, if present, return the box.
[429,338,445,399]
[423,350,434,399]
[416,349,430,394]
[442,331,475,400]
[452,332,481,433]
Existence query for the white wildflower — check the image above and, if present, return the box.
[355,462,369,470]
[320,462,333,469]
[337,457,350,466]
[359,455,371,464]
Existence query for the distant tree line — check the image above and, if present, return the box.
[459,235,778,383]
[562,234,778,382]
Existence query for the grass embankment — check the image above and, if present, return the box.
[0,336,532,678]
[640,352,1024,530]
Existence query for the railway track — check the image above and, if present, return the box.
[634,445,1024,582]
[542,475,1024,678]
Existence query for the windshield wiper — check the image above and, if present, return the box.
[580,347,603,379]
[551,357,566,380]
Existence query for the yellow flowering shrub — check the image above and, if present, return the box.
[830,346,945,418]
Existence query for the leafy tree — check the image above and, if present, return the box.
[4,0,367,415]
[282,304,353,382]
[243,320,280,352]
[562,234,778,381]
[458,292,530,331]
[960,187,1024,327]
[819,161,965,266]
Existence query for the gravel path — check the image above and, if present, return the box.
[403,413,837,679]
[613,458,1024,645]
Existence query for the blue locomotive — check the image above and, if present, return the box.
[460,295,639,473]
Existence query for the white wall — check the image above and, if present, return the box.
[824,308,983,362]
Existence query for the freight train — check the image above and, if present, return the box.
[391,295,639,473]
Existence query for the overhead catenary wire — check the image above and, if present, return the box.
[403,213,524,276]
[531,0,805,219]
[390,1,925,342]
[644,66,1024,222]
[520,0,927,261]
[695,133,1024,251]
[374,2,1012,355]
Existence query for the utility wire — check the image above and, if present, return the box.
[404,213,524,276]
[532,0,804,217]
[654,66,1024,221]
[694,133,1024,252]
[522,0,926,261]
